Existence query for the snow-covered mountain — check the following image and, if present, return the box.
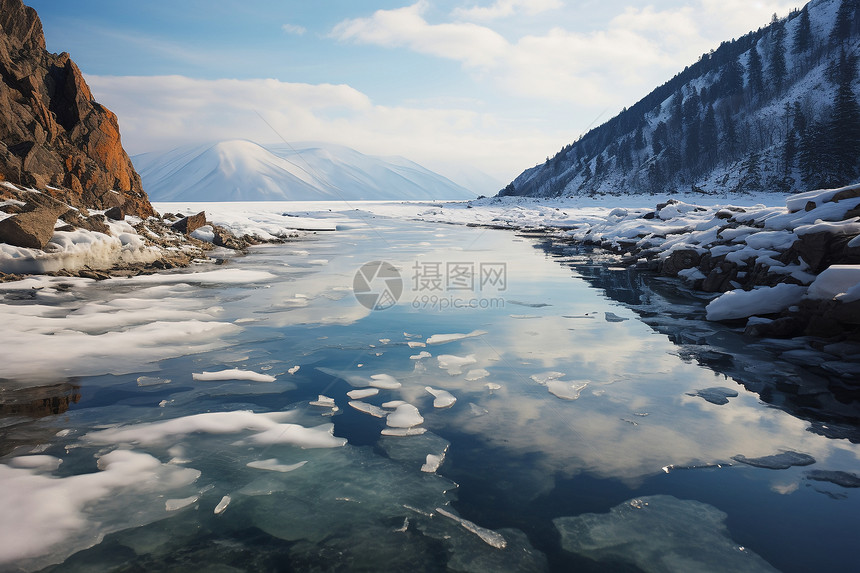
[503,0,860,199]
[133,140,476,202]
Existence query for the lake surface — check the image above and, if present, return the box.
[1,209,859,572]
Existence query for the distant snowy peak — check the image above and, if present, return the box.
[134,140,476,202]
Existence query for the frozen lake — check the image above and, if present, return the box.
[1,207,858,572]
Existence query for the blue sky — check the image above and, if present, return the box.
[27,0,796,183]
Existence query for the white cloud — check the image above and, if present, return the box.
[452,0,562,21]
[331,2,508,68]
[86,74,563,183]
[281,23,307,36]
[331,1,798,107]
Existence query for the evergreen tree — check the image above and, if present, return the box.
[828,49,860,183]
[652,121,668,156]
[701,104,719,165]
[683,87,701,125]
[736,152,762,193]
[831,0,858,45]
[722,111,739,160]
[721,58,744,96]
[792,6,812,54]
[782,102,796,174]
[633,124,646,151]
[594,154,606,179]
[685,117,701,170]
[768,23,787,94]
[748,42,764,97]
[581,161,592,181]
[669,90,684,133]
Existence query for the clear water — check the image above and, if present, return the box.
[2,211,859,572]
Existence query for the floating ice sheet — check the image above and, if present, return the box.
[387,404,424,428]
[436,507,507,549]
[346,388,379,399]
[426,330,487,345]
[425,386,457,408]
[349,401,388,418]
[464,369,489,381]
[247,459,308,473]
[0,450,202,571]
[546,380,588,401]
[192,368,276,383]
[554,495,778,572]
[437,354,477,375]
[84,411,347,449]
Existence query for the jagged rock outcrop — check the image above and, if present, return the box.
[0,0,154,217]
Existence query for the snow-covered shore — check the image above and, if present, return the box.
[5,182,860,341]
[358,185,860,339]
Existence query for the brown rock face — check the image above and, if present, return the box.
[0,0,154,217]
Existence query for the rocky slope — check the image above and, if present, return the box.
[501,0,860,199]
[0,0,152,217]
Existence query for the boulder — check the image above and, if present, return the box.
[103,206,123,220]
[660,249,701,277]
[0,201,65,248]
[172,211,207,235]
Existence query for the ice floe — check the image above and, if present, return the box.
[214,495,231,515]
[546,380,588,401]
[387,404,424,429]
[426,330,487,345]
[192,368,276,382]
[425,386,457,408]
[84,411,347,449]
[435,507,507,549]
[349,401,388,418]
[464,368,489,381]
[347,388,379,399]
[247,459,308,473]
[437,354,477,375]
[554,495,778,572]
[0,450,201,571]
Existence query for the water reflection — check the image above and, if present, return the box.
[530,236,860,443]
[0,382,81,418]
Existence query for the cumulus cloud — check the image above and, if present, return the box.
[331,1,797,106]
[86,74,561,182]
[452,0,563,21]
[331,2,508,68]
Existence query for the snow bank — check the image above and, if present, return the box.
[0,227,162,274]
[705,284,806,321]
[807,265,860,302]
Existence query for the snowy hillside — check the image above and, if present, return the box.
[504,0,860,199]
[133,140,476,202]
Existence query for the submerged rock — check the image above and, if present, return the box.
[731,451,815,470]
[686,387,739,405]
[805,470,860,488]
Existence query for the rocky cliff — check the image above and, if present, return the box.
[0,0,153,217]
